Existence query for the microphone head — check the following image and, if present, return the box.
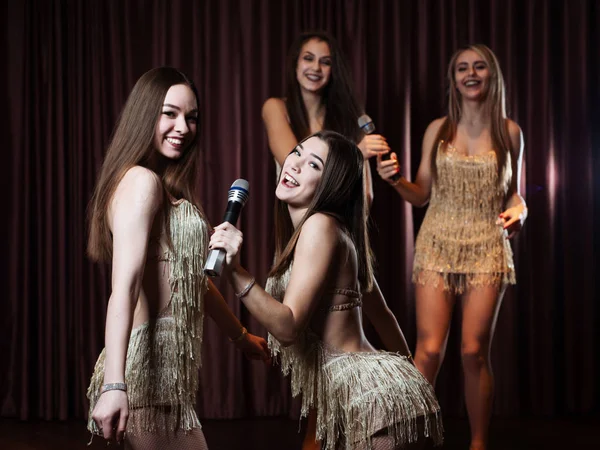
[228,178,250,205]
[358,114,375,134]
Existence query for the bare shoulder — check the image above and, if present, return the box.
[297,213,341,250]
[426,117,446,137]
[262,97,287,118]
[112,166,163,214]
[421,116,446,154]
[506,119,524,153]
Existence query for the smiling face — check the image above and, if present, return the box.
[454,49,491,102]
[295,38,332,94]
[153,84,199,160]
[276,136,329,211]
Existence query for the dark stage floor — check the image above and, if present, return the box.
[0,416,597,449]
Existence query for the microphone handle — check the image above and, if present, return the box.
[362,125,400,182]
[384,154,401,182]
[204,249,226,278]
[204,200,245,277]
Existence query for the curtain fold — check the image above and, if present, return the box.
[2,0,598,420]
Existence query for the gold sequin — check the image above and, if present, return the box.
[266,269,444,449]
[87,200,209,435]
[413,142,516,294]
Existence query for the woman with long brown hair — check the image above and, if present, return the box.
[210,130,443,450]
[86,67,269,449]
[262,30,391,206]
[377,44,527,450]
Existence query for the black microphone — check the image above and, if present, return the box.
[203,179,250,277]
[358,114,400,182]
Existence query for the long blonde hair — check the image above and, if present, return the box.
[431,44,512,186]
[87,67,202,262]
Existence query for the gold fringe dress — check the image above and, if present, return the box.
[266,269,444,450]
[87,200,209,436]
[413,142,515,293]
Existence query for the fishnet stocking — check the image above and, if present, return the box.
[124,427,208,450]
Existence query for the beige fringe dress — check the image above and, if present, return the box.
[266,270,444,450]
[413,142,515,293]
[87,200,209,437]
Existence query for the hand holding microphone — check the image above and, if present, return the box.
[358,114,401,183]
[357,115,391,160]
[204,179,250,277]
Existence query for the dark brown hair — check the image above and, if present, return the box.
[285,31,363,144]
[88,67,201,261]
[270,130,374,292]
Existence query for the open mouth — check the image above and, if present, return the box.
[282,172,299,187]
[464,80,481,87]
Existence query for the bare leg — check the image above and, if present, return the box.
[461,283,506,450]
[414,279,456,386]
[302,408,321,450]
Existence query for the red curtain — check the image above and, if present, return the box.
[2,0,598,420]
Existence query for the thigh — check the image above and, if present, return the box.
[461,283,507,346]
[415,276,456,345]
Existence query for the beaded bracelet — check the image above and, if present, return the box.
[101,382,127,394]
[229,326,248,343]
[235,277,256,299]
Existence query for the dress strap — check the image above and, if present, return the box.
[326,288,362,312]
[327,288,360,298]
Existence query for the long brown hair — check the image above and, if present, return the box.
[285,31,363,144]
[431,44,512,186]
[87,67,201,262]
[269,130,374,292]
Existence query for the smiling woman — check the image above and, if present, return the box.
[262,31,392,209]
[376,44,527,450]
[209,130,443,450]
[154,86,199,160]
[276,137,328,215]
[85,67,270,450]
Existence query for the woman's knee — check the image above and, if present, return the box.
[460,341,490,371]
[416,340,445,367]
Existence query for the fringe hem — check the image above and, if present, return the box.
[321,350,443,449]
[413,269,515,295]
[87,404,201,441]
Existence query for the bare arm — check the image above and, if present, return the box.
[363,162,374,210]
[204,279,246,340]
[204,279,270,360]
[362,278,411,356]
[500,120,528,238]
[376,118,444,207]
[211,214,338,346]
[93,166,163,443]
[262,98,298,166]
[104,167,162,385]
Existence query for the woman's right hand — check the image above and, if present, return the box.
[91,389,129,444]
[376,152,401,184]
[357,134,390,160]
[209,222,243,270]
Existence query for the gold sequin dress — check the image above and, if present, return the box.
[87,200,209,436]
[413,142,515,293]
[266,269,444,450]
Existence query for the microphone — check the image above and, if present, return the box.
[358,114,400,182]
[203,179,250,277]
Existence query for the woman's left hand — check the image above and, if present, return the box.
[498,204,527,239]
[235,333,271,363]
[209,222,243,269]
